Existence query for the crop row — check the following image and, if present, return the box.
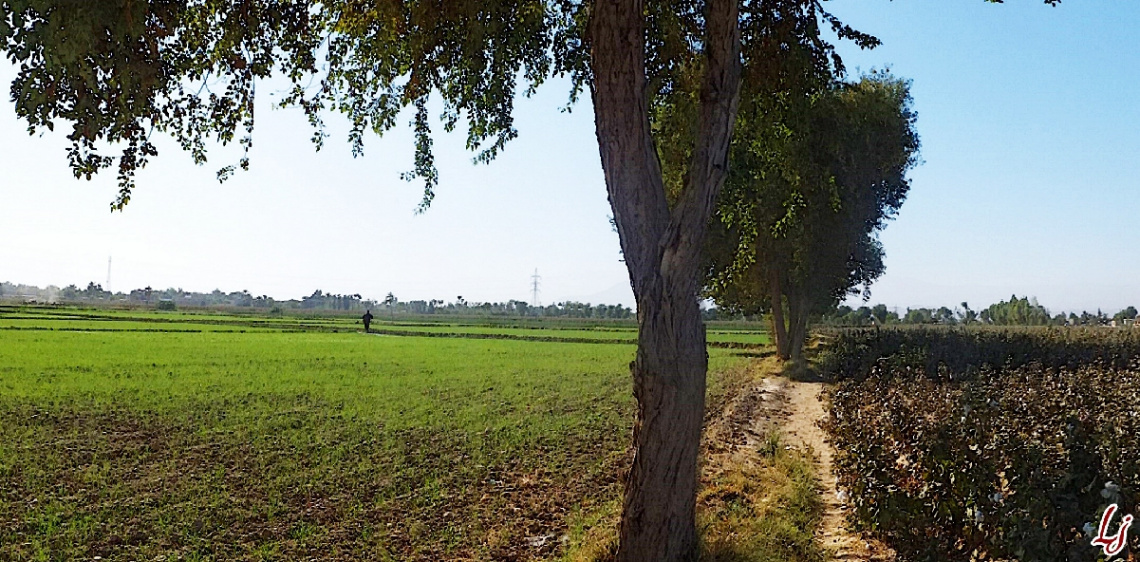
[822,328,1140,561]
[817,326,1140,382]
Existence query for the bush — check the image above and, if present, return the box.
[822,327,1140,561]
[155,300,177,311]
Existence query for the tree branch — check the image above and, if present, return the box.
[589,0,672,302]
[661,0,742,295]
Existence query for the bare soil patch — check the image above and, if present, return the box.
[0,407,628,561]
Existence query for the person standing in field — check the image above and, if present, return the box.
[362,309,373,333]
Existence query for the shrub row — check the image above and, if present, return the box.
[817,326,1140,382]
[822,328,1140,561]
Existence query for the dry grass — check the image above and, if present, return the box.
[560,361,826,562]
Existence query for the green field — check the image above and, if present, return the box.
[0,306,770,346]
[0,306,765,561]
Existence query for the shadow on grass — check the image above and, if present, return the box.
[773,335,832,383]
[779,360,824,383]
[730,349,777,359]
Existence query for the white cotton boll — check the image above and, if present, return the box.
[1102,481,1121,499]
[836,490,849,503]
[974,510,984,523]
[990,492,1002,503]
[1084,522,1097,537]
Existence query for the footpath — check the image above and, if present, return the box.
[780,376,894,561]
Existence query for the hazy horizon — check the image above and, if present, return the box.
[2,277,1130,319]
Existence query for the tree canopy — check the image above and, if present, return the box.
[1,1,891,211]
[981,294,1052,326]
[3,0,578,209]
[705,72,919,358]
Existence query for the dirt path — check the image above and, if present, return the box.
[702,359,893,560]
[781,379,894,561]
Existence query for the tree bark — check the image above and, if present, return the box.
[786,289,809,362]
[588,0,740,560]
[768,269,789,360]
[619,279,709,561]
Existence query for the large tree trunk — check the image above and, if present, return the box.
[768,269,789,360]
[588,0,741,560]
[619,280,708,560]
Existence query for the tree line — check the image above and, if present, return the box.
[396,297,632,318]
[818,295,1140,327]
[1,282,632,318]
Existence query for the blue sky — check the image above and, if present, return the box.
[1,1,1137,314]
[823,0,1140,314]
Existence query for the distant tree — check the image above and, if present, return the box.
[706,74,919,360]
[982,295,1051,326]
[935,307,956,325]
[1113,306,1138,324]
[822,303,906,326]
[301,290,325,309]
[903,308,933,324]
[959,302,978,324]
[81,282,111,300]
[821,305,870,326]
[60,284,80,300]
[230,290,253,307]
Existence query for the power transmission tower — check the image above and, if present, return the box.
[530,269,541,307]
[106,256,112,293]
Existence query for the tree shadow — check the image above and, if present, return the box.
[778,359,825,383]
[774,336,829,383]
[729,349,776,359]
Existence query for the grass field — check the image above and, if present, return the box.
[0,306,770,347]
[0,305,768,561]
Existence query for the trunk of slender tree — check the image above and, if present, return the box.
[786,288,809,362]
[768,269,789,360]
[588,0,741,559]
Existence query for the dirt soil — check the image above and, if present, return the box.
[780,375,895,561]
